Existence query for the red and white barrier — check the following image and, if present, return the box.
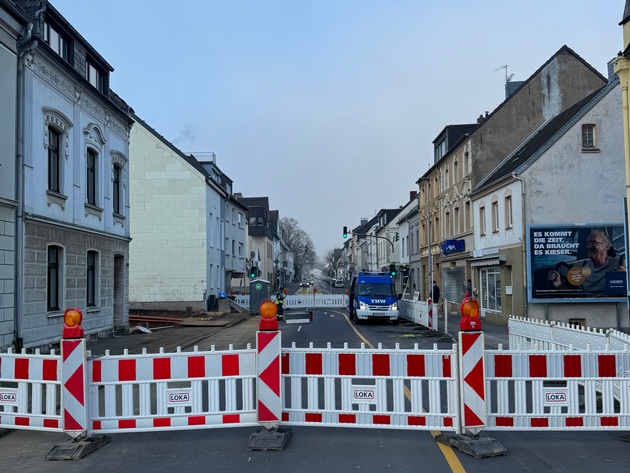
[0,350,62,431]
[485,349,630,430]
[257,331,282,427]
[459,331,487,434]
[427,298,433,330]
[281,343,459,430]
[89,348,258,433]
[62,338,88,438]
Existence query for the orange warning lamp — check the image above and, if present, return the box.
[459,297,481,331]
[259,299,278,331]
[63,307,84,338]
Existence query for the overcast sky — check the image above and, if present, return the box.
[53,0,624,257]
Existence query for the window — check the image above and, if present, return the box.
[480,267,501,311]
[480,206,486,236]
[47,246,62,311]
[87,251,98,307]
[454,160,458,183]
[113,165,121,214]
[465,201,471,231]
[43,20,71,63]
[505,196,513,229]
[581,124,597,150]
[454,206,460,235]
[492,201,499,233]
[87,60,106,93]
[87,149,97,205]
[238,212,243,227]
[445,211,450,238]
[48,127,61,192]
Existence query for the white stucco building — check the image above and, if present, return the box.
[129,116,246,311]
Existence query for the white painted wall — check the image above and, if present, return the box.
[129,121,208,304]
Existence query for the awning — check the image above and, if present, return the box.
[470,255,506,267]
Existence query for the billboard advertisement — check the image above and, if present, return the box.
[528,224,627,302]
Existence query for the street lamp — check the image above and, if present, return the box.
[419,177,432,300]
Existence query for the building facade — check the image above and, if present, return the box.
[417,46,608,319]
[473,77,624,328]
[128,117,242,311]
[0,0,28,348]
[13,0,133,349]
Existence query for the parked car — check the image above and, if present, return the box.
[333,279,344,288]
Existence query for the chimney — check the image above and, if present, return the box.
[360,218,368,226]
[409,191,417,201]
[477,114,485,124]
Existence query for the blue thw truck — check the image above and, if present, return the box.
[348,272,399,324]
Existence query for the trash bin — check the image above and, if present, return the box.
[206,295,216,311]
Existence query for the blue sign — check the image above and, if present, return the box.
[442,239,465,255]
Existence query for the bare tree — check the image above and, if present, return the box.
[281,217,316,280]
[323,248,345,280]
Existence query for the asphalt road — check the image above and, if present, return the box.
[2,306,630,472]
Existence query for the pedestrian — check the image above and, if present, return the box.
[275,287,285,320]
[432,281,442,318]
[464,279,472,298]
[432,281,440,303]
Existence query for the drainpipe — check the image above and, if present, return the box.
[15,6,42,350]
[511,172,528,319]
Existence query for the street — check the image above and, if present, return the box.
[1,305,630,472]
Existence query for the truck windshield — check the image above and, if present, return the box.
[357,283,395,297]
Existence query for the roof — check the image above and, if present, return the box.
[417,45,607,183]
[132,112,227,197]
[397,203,420,225]
[472,80,616,194]
[236,196,270,209]
[353,215,378,235]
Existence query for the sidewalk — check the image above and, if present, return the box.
[87,311,259,356]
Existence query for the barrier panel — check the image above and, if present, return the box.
[398,299,428,326]
[234,294,348,310]
[0,348,63,432]
[280,341,459,431]
[485,347,630,430]
[509,316,630,351]
[7,312,630,444]
[88,345,258,434]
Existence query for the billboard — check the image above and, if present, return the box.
[528,224,627,302]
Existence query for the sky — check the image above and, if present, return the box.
[52,0,625,258]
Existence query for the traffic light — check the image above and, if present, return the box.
[343,226,348,238]
[389,263,396,276]
[249,266,257,278]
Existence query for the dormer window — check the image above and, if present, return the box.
[87,60,106,93]
[43,20,72,64]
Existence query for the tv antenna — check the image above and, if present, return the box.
[494,64,514,84]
